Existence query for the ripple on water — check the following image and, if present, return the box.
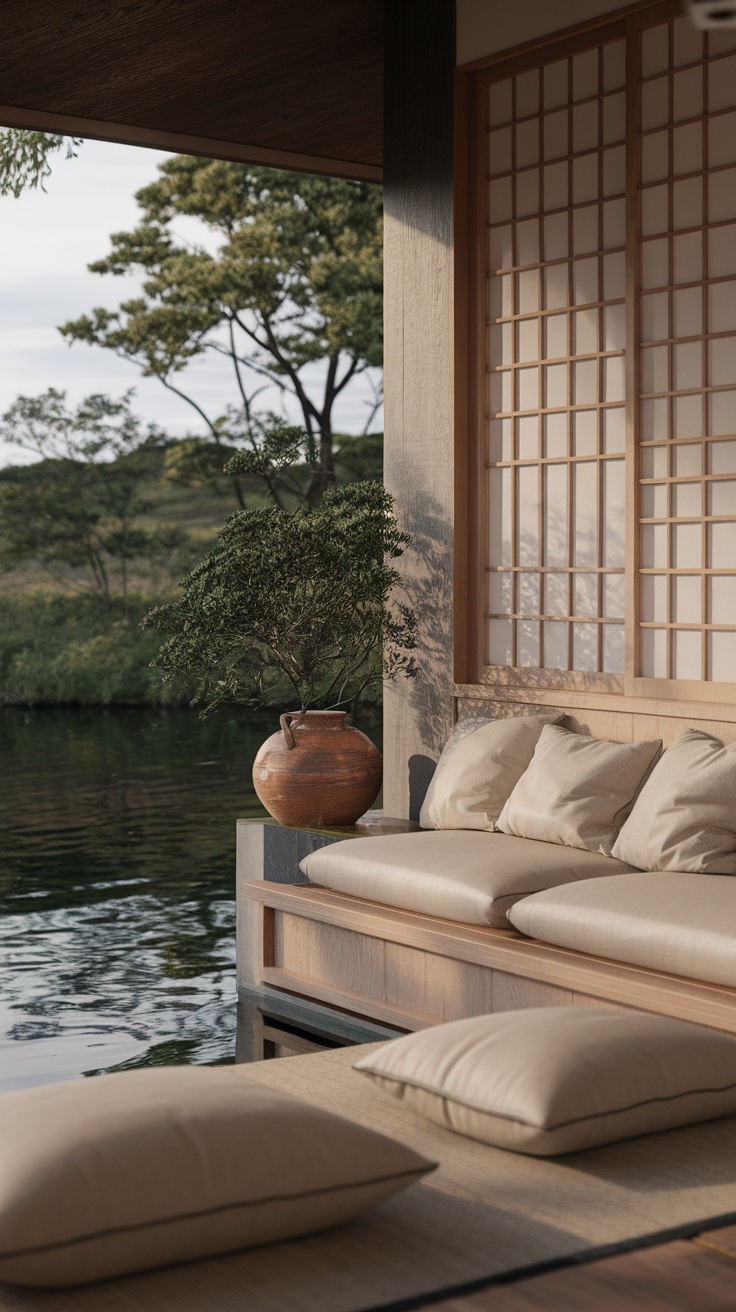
[0,704,382,1090]
[0,706,274,1091]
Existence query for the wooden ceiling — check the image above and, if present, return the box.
[0,0,383,180]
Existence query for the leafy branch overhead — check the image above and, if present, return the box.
[59,158,384,510]
[0,131,82,197]
[143,481,417,716]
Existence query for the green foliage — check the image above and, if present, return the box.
[335,431,383,483]
[162,436,235,487]
[0,130,82,197]
[0,594,178,705]
[59,158,383,509]
[143,481,416,715]
[0,390,184,595]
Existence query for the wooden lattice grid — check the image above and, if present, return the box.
[480,4,736,695]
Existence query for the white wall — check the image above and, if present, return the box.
[457,0,629,65]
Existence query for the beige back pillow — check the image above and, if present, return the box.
[496,724,661,856]
[612,729,736,873]
[354,1007,736,1156]
[420,714,563,831]
[0,1066,434,1287]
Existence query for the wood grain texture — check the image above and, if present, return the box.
[261,965,438,1030]
[425,1239,736,1310]
[260,1024,332,1058]
[694,1223,736,1261]
[235,816,420,991]
[247,881,736,1033]
[490,971,573,1012]
[382,0,457,819]
[0,0,383,177]
[235,824,265,991]
[456,689,736,742]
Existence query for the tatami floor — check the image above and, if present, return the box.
[422,1223,736,1311]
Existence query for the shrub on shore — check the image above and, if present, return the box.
[0,594,184,706]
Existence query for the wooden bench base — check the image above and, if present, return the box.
[241,881,736,1035]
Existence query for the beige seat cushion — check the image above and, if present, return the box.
[496,724,661,856]
[612,729,736,874]
[354,1007,736,1156]
[508,870,736,987]
[0,1066,433,1288]
[300,830,637,927]
[419,714,562,831]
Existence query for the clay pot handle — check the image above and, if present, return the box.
[280,713,296,750]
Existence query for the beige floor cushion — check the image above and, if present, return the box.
[0,1066,433,1288]
[496,724,661,856]
[419,713,562,831]
[508,871,736,987]
[300,830,638,927]
[612,729,736,874]
[354,1007,736,1156]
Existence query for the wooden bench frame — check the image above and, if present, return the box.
[241,880,736,1035]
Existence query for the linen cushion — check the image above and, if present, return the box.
[509,870,736,987]
[496,724,662,856]
[612,729,736,874]
[300,830,638,927]
[419,714,563,831]
[0,1065,434,1287]
[354,1007,736,1156]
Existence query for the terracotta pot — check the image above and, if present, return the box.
[252,710,382,828]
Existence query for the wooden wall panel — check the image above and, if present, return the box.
[382,0,457,820]
[457,689,736,744]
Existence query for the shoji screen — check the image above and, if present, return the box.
[638,16,736,690]
[486,38,628,688]
[478,4,736,701]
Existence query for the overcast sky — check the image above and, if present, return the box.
[0,138,382,467]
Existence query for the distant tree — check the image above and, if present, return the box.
[60,158,383,510]
[0,130,82,197]
[0,389,183,595]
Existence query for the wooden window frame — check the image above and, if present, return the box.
[455,0,736,712]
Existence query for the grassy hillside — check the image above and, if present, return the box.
[0,435,383,705]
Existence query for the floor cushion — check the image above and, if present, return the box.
[300,831,639,928]
[354,1007,736,1156]
[509,871,736,987]
[0,1066,433,1287]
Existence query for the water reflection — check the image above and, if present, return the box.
[0,707,274,1091]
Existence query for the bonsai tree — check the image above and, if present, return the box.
[143,481,416,718]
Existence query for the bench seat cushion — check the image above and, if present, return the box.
[299,832,638,928]
[509,871,736,987]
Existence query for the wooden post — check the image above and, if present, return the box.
[383,0,457,819]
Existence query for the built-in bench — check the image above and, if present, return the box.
[240,877,736,1038]
[237,710,736,1043]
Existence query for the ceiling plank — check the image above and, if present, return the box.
[0,0,383,177]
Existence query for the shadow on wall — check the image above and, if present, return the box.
[394,490,454,819]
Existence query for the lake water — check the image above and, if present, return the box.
[0,706,379,1093]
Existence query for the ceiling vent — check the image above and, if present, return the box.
[685,0,736,27]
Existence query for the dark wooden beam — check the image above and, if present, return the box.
[0,0,383,180]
